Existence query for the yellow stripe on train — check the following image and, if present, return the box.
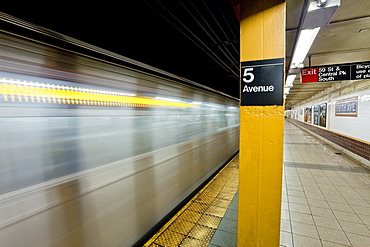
[0,78,195,108]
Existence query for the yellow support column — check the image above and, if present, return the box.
[238,0,285,246]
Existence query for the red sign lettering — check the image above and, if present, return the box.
[301,68,318,83]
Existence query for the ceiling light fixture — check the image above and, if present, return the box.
[290,27,320,69]
[290,0,340,70]
[317,0,327,7]
[285,0,340,99]
[286,74,297,87]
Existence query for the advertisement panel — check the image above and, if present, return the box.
[318,103,327,127]
[304,107,312,123]
[313,105,319,125]
[335,97,358,117]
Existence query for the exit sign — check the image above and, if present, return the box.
[301,61,370,83]
[301,68,318,83]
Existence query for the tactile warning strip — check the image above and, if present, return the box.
[144,155,239,247]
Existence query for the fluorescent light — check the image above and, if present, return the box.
[286,74,296,87]
[290,27,320,68]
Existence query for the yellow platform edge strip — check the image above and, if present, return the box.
[143,155,238,247]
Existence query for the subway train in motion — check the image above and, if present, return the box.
[0,26,239,246]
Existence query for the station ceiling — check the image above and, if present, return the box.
[1,0,370,105]
[286,0,370,108]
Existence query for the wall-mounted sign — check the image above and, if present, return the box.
[335,96,358,117]
[301,62,370,83]
[241,58,284,106]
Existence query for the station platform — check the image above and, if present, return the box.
[143,120,370,247]
[143,155,239,246]
[281,120,370,247]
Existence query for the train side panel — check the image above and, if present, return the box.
[0,33,239,246]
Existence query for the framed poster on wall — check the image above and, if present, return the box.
[304,107,312,123]
[318,103,327,127]
[335,96,358,117]
[313,105,319,125]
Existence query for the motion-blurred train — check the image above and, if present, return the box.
[0,20,239,246]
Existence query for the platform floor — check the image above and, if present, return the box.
[281,120,370,247]
[144,120,370,246]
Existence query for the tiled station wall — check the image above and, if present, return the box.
[288,119,370,162]
[286,81,370,162]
